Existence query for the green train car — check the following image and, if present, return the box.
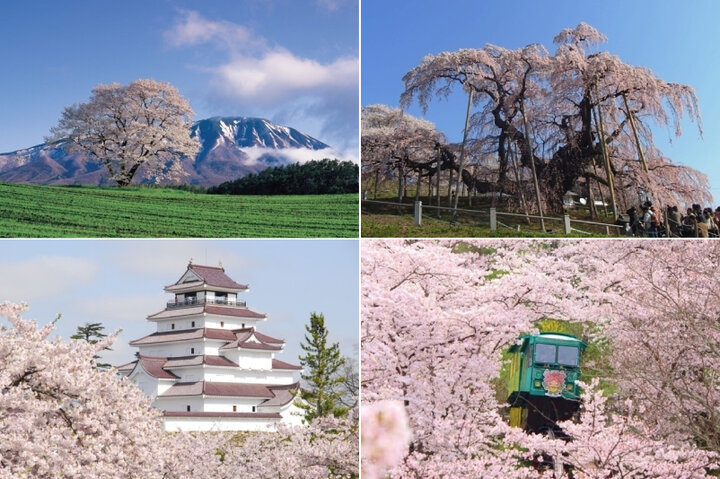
[506,332,586,432]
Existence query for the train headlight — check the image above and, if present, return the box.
[534,380,542,388]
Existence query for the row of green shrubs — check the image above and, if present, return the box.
[208,159,358,195]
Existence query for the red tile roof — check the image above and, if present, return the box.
[129,328,237,346]
[237,341,283,351]
[137,356,179,379]
[160,381,275,398]
[204,382,274,397]
[272,359,303,370]
[147,306,204,320]
[166,264,249,291]
[117,360,137,372]
[159,381,300,400]
[164,355,238,368]
[254,331,284,344]
[163,411,281,419]
[204,305,266,319]
[147,304,266,321]
[259,388,295,407]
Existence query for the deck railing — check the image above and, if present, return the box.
[166,297,247,308]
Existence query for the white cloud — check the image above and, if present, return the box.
[164,10,357,155]
[213,51,357,104]
[163,10,260,51]
[242,146,353,165]
[0,256,98,303]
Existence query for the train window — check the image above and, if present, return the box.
[535,343,556,364]
[557,346,579,367]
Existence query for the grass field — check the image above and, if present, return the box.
[0,183,358,237]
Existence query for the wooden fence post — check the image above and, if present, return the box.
[414,201,422,226]
[564,214,571,235]
[490,207,497,231]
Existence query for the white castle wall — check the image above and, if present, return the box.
[154,397,205,412]
[163,416,280,432]
[155,396,262,413]
[222,349,273,370]
[138,340,224,358]
[168,365,296,385]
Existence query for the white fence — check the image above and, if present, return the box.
[362,200,625,236]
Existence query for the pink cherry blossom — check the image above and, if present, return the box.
[362,240,719,478]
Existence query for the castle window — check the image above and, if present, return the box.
[233,405,237,412]
[186,405,191,412]
[252,406,256,412]
[220,321,224,328]
[191,321,195,327]
[171,323,175,330]
[191,347,195,354]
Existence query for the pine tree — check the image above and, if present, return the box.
[71,322,112,369]
[298,312,347,422]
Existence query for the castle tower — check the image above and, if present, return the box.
[118,262,304,432]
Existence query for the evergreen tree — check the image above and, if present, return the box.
[298,312,347,422]
[71,322,112,369]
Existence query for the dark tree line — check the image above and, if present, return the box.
[208,159,358,195]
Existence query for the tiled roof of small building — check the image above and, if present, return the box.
[117,361,137,374]
[137,356,180,379]
[271,359,303,370]
[254,331,284,344]
[129,328,237,346]
[160,381,276,398]
[259,388,295,407]
[166,264,248,291]
[147,304,266,321]
[236,341,283,352]
[219,329,284,351]
[204,305,266,319]
[164,354,238,368]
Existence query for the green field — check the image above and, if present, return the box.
[0,183,358,237]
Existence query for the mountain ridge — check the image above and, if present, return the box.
[0,117,334,187]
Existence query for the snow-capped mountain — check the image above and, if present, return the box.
[0,117,334,187]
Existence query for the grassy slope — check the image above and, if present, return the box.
[0,183,358,238]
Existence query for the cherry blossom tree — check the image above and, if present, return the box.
[544,380,718,478]
[361,104,445,202]
[49,79,200,187]
[361,240,718,478]
[218,416,359,478]
[399,23,709,214]
[0,301,216,478]
[0,301,358,479]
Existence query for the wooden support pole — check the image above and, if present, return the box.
[519,97,545,231]
[622,92,649,173]
[590,156,609,217]
[509,141,531,225]
[593,89,618,218]
[452,88,474,220]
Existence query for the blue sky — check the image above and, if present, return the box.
[362,0,720,203]
[0,239,359,368]
[0,0,358,160]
